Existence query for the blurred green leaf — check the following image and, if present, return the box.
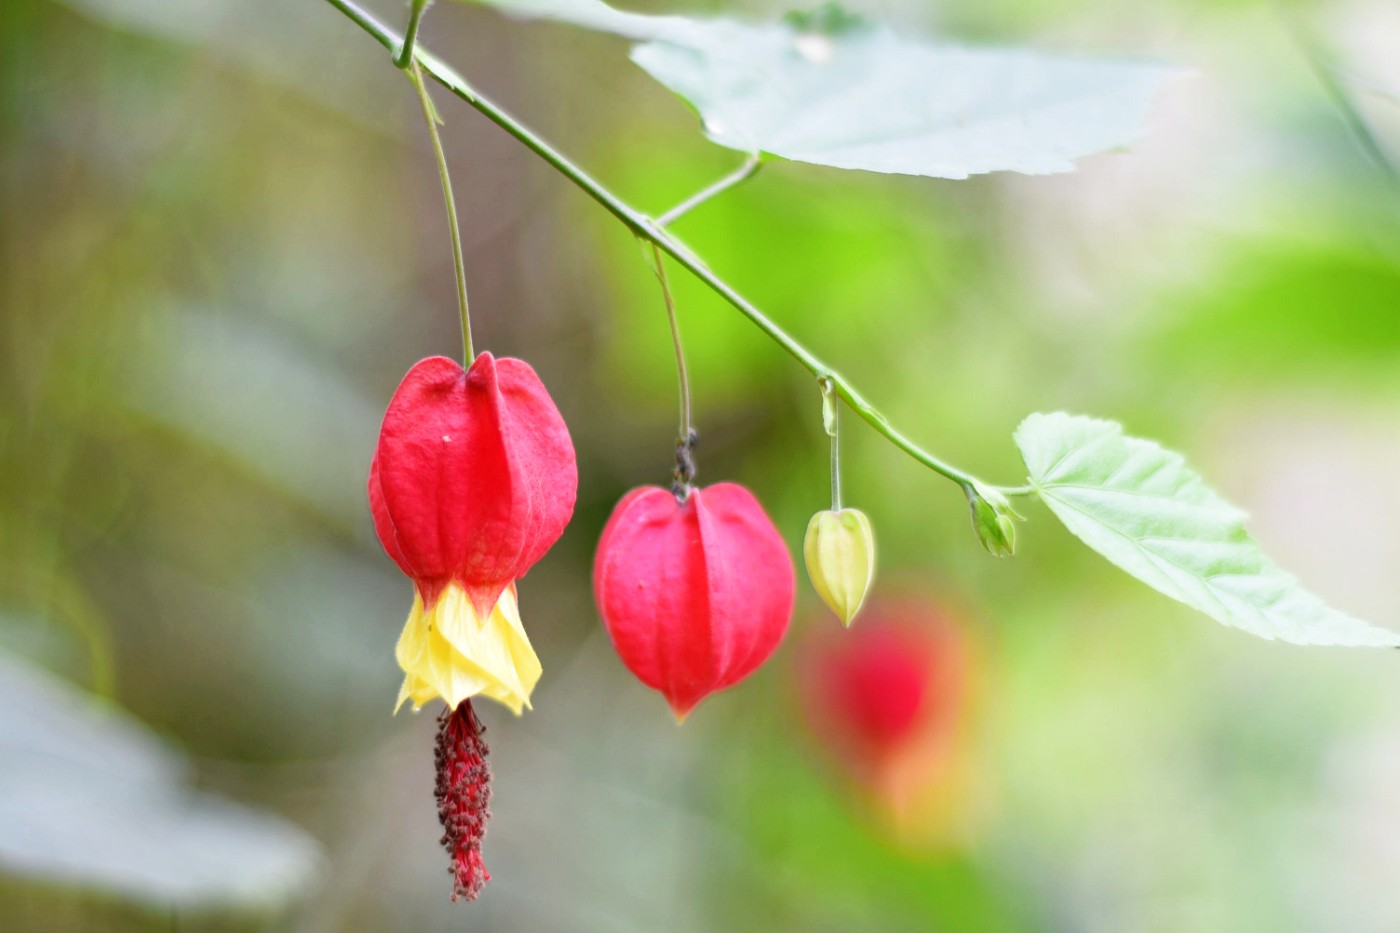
[1158,245,1400,375]
[0,649,322,907]
[461,0,693,40]
[1015,412,1400,646]
[466,0,1177,178]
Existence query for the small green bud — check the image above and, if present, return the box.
[967,484,1020,558]
[804,508,876,626]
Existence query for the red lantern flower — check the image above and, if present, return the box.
[369,351,576,900]
[797,599,974,845]
[371,353,577,621]
[593,483,795,719]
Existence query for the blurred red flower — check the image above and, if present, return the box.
[797,598,978,846]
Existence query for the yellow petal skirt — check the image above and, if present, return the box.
[394,582,543,715]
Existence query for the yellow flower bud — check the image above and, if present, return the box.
[803,508,876,626]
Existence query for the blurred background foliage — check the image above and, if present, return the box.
[3,0,1400,929]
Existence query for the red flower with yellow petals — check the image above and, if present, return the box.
[369,351,576,899]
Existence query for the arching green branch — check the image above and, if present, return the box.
[319,0,1023,497]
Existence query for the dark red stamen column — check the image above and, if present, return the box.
[434,700,492,901]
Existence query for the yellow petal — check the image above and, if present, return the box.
[392,583,542,715]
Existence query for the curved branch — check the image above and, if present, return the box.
[318,0,1014,495]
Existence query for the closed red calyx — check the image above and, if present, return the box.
[369,352,578,618]
[593,483,795,719]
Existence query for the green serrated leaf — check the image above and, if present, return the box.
[461,0,1178,179]
[1014,412,1400,647]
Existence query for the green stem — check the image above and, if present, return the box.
[648,242,692,443]
[394,0,431,70]
[407,58,473,363]
[319,0,1015,494]
[1000,484,1039,498]
[657,153,763,227]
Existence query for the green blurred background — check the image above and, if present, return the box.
[3,0,1400,929]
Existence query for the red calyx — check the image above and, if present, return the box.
[435,700,492,901]
[593,483,795,718]
[369,353,578,616]
[797,601,967,781]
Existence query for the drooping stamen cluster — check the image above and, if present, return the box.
[434,700,492,902]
